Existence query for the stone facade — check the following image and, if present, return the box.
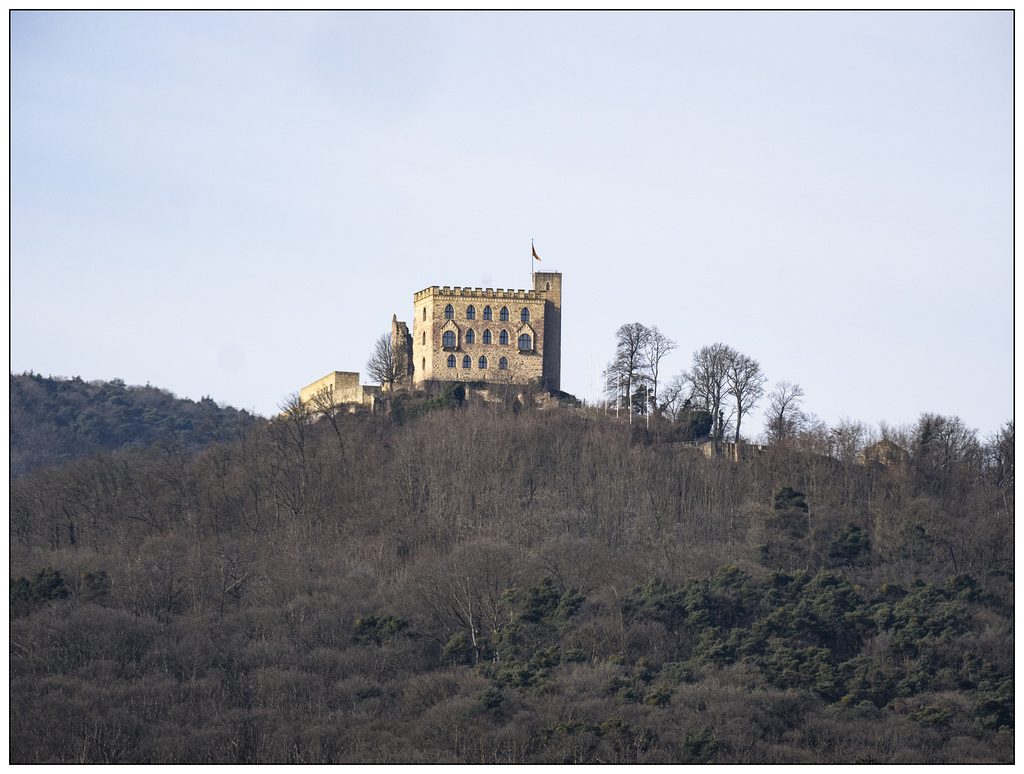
[399,272,562,391]
[300,371,380,410]
[391,315,413,388]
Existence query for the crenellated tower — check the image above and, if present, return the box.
[400,272,562,391]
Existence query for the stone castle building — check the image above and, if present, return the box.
[301,271,562,410]
[396,271,562,392]
[299,371,380,409]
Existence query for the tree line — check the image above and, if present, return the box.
[604,323,830,447]
[9,381,1014,763]
[10,372,257,478]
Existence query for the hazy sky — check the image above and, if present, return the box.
[11,11,1013,438]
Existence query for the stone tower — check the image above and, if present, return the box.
[534,271,561,392]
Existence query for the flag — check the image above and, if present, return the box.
[532,242,541,261]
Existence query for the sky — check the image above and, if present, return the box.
[10,11,1014,439]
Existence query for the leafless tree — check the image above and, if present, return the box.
[684,342,732,440]
[763,381,806,443]
[986,419,1013,490]
[912,413,981,469]
[308,385,347,454]
[609,323,650,417]
[725,350,766,443]
[641,325,677,417]
[366,333,405,389]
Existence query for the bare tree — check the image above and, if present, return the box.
[725,350,766,444]
[763,381,806,443]
[986,419,1014,490]
[308,385,347,454]
[659,372,689,418]
[642,326,677,417]
[684,343,732,440]
[609,323,651,418]
[913,413,981,470]
[829,417,868,463]
[366,333,405,389]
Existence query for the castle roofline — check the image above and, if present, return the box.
[414,285,547,302]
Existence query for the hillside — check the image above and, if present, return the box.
[9,396,1014,763]
[9,372,260,478]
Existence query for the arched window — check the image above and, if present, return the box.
[444,304,454,319]
[442,331,456,348]
[518,334,532,350]
[482,329,492,344]
[478,356,488,369]
[447,355,456,368]
[483,306,492,320]
[521,308,530,322]
[423,308,426,321]
[546,282,550,290]
[465,329,475,344]
[499,357,508,370]
[499,330,509,345]
[462,355,471,369]
[500,307,509,321]
[422,332,426,345]
[466,305,476,320]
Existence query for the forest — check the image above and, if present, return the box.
[9,377,1015,763]
[10,372,257,478]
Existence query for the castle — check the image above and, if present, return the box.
[301,271,563,408]
[398,271,562,391]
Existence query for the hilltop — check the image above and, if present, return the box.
[9,372,260,478]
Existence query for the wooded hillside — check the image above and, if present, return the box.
[9,392,1014,763]
[9,372,258,478]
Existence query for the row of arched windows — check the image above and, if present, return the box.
[441,330,532,350]
[448,355,508,370]
[445,304,530,323]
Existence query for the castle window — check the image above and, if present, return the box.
[445,304,454,319]
[499,330,509,346]
[483,306,492,320]
[546,282,550,290]
[442,331,456,348]
[478,356,488,369]
[462,355,471,369]
[466,305,475,320]
[482,329,492,344]
[423,308,426,321]
[422,332,426,345]
[521,308,530,322]
[499,357,508,370]
[466,329,475,344]
[500,307,509,321]
[447,355,456,368]
[518,334,532,350]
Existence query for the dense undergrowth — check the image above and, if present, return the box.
[9,396,1014,763]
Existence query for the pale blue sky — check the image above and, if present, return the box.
[10,11,1013,438]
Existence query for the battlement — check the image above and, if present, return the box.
[414,285,545,303]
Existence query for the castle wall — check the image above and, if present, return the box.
[300,371,378,408]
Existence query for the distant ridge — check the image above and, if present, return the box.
[9,372,260,477]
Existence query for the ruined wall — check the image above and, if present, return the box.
[300,371,378,408]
